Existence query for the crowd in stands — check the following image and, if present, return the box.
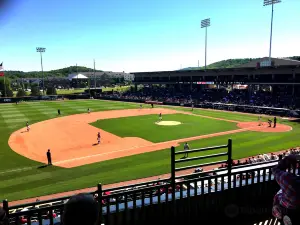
[195,148,300,174]
[100,86,300,109]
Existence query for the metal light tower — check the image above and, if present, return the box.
[201,18,210,70]
[36,47,46,94]
[263,0,281,65]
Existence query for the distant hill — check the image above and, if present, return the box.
[180,56,300,70]
[3,66,102,79]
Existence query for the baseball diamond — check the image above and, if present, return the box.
[0,99,298,202]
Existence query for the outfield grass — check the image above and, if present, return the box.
[91,113,237,142]
[0,100,299,201]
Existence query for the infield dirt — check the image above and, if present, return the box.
[8,108,291,168]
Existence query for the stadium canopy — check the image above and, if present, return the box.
[68,73,88,81]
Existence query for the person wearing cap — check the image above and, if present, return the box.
[63,193,99,225]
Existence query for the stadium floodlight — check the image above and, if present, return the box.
[263,0,282,65]
[201,18,210,70]
[36,47,46,95]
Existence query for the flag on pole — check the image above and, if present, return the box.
[0,62,4,76]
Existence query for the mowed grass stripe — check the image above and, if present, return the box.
[13,105,52,124]
[1,114,29,119]
[38,101,82,115]
[62,100,137,109]
[25,103,61,117]
[0,105,30,126]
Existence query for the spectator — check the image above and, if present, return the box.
[272,155,300,223]
[0,207,6,225]
[63,194,99,225]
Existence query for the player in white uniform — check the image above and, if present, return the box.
[159,113,162,122]
[88,108,91,114]
[258,116,262,126]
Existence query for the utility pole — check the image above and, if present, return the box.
[94,59,96,88]
[201,18,211,70]
[263,0,282,65]
[36,47,46,94]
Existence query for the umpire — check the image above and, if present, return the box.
[273,116,277,128]
[47,149,52,166]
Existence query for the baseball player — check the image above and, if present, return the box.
[258,116,262,126]
[26,121,30,132]
[192,103,194,111]
[97,132,101,144]
[268,119,272,127]
[140,104,143,110]
[88,108,91,114]
[158,113,162,122]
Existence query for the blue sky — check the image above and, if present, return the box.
[1,0,299,72]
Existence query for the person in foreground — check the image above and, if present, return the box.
[272,154,300,224]
[0,206,7,225]
[63,193,99,225]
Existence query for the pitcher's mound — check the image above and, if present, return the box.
[237,122,292,133]
[156,121,182,126]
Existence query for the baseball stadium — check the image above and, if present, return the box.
[1,64,300,224]
[2,1,300,225]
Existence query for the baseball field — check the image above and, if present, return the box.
[0,99,299,202]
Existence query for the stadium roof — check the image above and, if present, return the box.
[132,57,300,77]
[68,73,88,80]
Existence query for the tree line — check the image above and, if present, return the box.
[3,66,102,79]
[181,56,300,70]
[0,77,57,97]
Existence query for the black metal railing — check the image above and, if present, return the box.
[4,141,298,225]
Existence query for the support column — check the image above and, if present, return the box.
[179,76,182,91]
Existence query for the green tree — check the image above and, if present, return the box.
[0,77,14,97]
[24,82,29,90]
[16,89,27,97]
[6,89,14,97]
[30,84,41,96]
[46,87,57,95]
